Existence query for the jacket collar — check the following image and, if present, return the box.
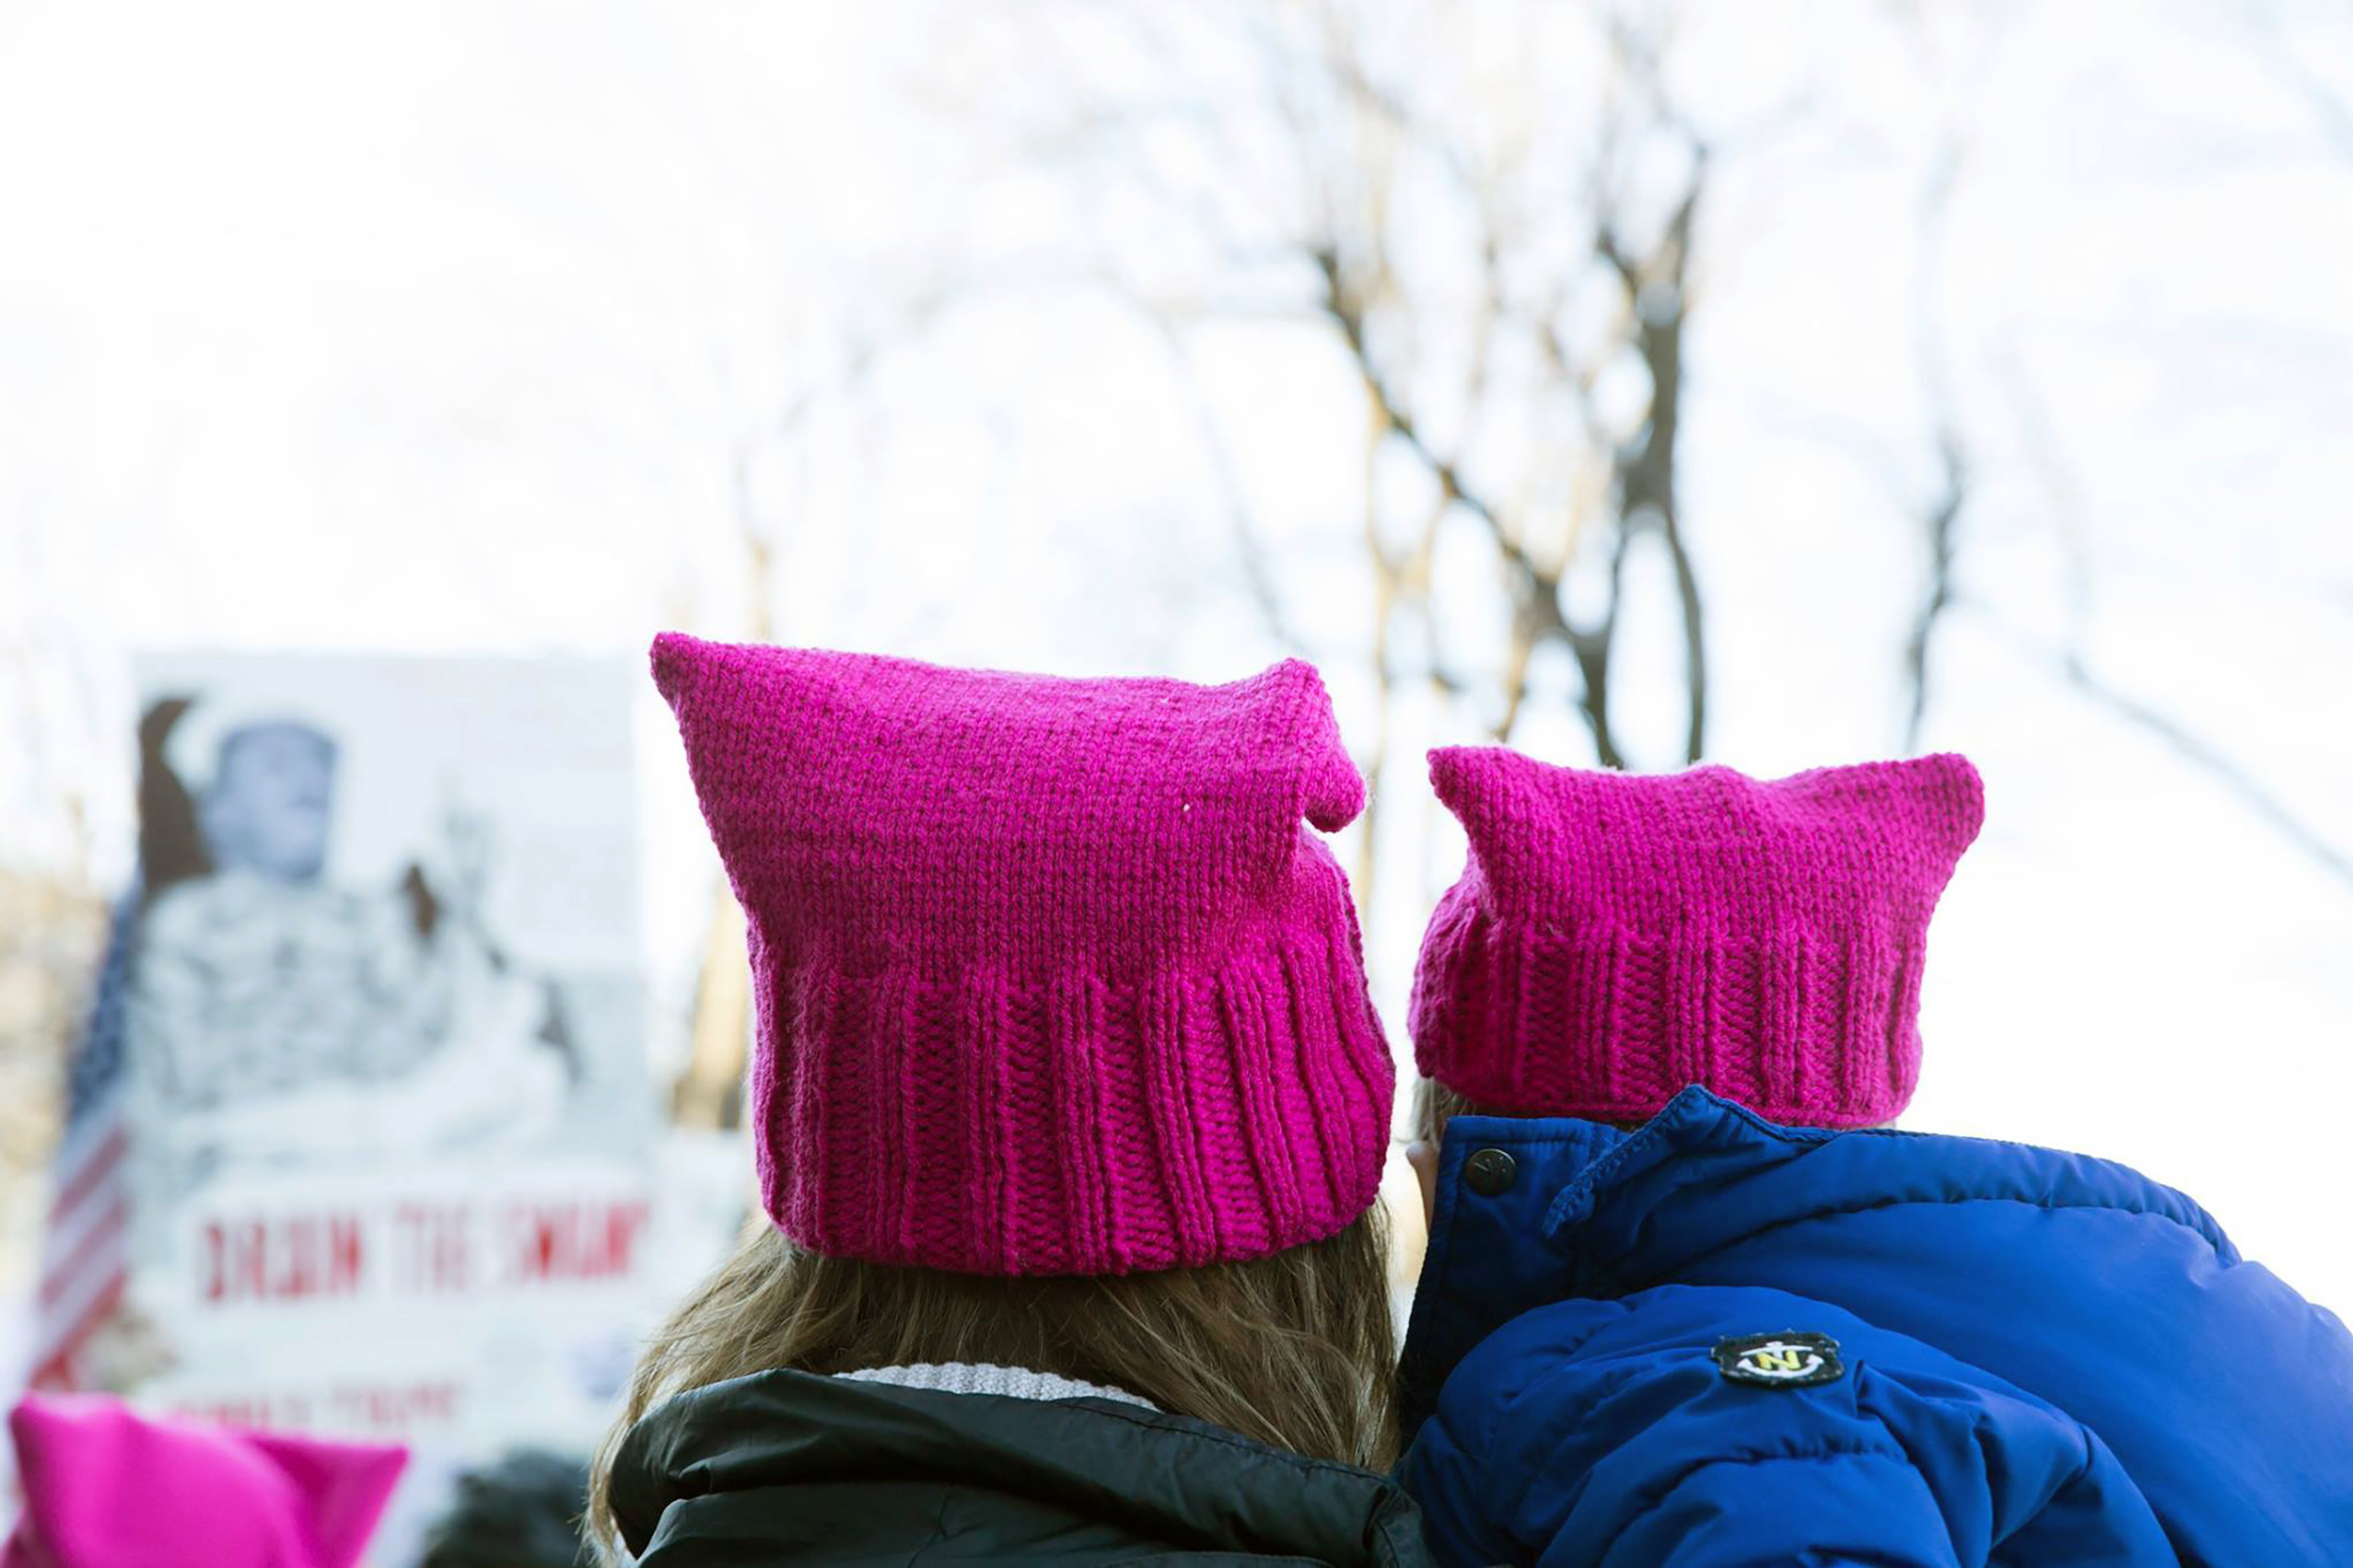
[1400,1085,2233,1425]
[1398,1109,1625,1426]
[613,1367,1429,1563]
[837,1360,1157,1410]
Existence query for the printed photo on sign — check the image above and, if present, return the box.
[125,696,585,1180]
[88,654,664,1554]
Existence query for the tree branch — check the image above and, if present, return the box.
[1139,307,1305,652]
[1309,243,1630,761]
[2055,642,2353,890]
[1902,433,1968,750]
[1602,167,1709,762]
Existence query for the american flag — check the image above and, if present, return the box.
[27,890,137,1391]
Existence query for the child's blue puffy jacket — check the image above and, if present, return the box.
[1398,1087,2353,1566]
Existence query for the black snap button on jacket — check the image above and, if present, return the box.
[1465,1146,1517,1196]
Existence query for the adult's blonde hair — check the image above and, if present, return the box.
[1411,1077,1488,1146]
[585,1207,1398,1556]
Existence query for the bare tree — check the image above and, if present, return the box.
[1887,1,2353,889]
[976,2,1719,777]
[968,0,2352,914]
[1295,9,1715,769]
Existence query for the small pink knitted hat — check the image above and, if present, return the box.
[1412,748,1983,1128]
[5,1394,406,1568]
[652,635,1395,1275]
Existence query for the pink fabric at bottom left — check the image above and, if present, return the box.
[6,1394,406,1568]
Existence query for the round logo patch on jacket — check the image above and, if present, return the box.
[1713,1331,1844,1388]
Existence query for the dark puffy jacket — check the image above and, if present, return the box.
[1398,1087,2353,1566]
[610,1366,1438,1565]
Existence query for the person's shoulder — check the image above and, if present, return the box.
[1420,1284,1864,1476]
[1402,1280,2179,1566]
[1438,1284,1863,1409]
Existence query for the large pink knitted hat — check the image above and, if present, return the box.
[1412,748,1983,1128]
[652,635,1395,1275]
[5,1394,406,1568]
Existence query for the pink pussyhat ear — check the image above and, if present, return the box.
[7,1394,407,1568]
[1268,659,1366,832]
[1892,751,1987,862]
[245,1431,409,1568]
[1425,744,1563,866]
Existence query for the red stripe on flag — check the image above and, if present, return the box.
[47,1124,128,1224]
[29,1273,126,1393]
[38,1190,128,1308]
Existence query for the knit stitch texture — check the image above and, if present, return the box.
[1412,748,1983,1128]
[652,634,1394,1275]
